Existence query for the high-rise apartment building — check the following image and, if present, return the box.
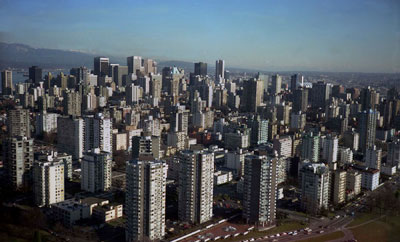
[132,136,153,159]
[125,159,167,241]
[248,115,268,146]
[7,106,31,138]
[358,109,378,153]
[300,162,330,212]
[81,149,112,193]
[57,116,85,160]
[311,81,329,109]
[365,146,382,170]
[178,150,214,224]
[1,69,13,95]
[171,105,189,134]
[33,160,65,206]
[387,139,400,169]
[293,88,308,113]
[63,90,81,117]
[127,56,143,75]
[332,170,346,205]
[290,74,303,92]
[243,155,277,226]
[3,136,34,189]
[242,78,263,112]
[273,135,293,159]
[301,132,320,162]
[84,113,112,154]
[322,134,338,163]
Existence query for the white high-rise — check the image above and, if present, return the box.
[125,159,167,242]
[322,134,338,163]
[178,150,214,224]
[81,149,112,193]
[33,160,65,207]
[215,59,225,82]
[84,113,112,154]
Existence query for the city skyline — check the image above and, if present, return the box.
[0,0,399,73]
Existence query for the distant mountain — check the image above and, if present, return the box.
[0,42,262,74]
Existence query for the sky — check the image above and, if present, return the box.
[0,0,399,73]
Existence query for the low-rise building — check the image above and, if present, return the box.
[92,203,123,222]
[213,170,233,185]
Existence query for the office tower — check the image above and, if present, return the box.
[115,65,129,87]
[3,137,34,189]
[84,113,112,154]
[365,146,382,170]
[332,170,346,205]
[125,159,167,242]
[171,105,189,134]
[273,135,293,159]
[1,69,13,95]
[248,115,268,146]
[271,74,282,94]
[126,84,141,105]
[311,81,329,108]
[387,139,400,169]
[7,106,31,138]
[150,73,162,100]
[108,63,119,83]
[57,116,85,160]
[276,103,290,125]
[63,90,81,117]
[290,74,303,92]
[290,111,306,130]
[33,160,65,206]
[243,155,277,226]
[29,66,42,84]
[178,150,214,224]
[322,134,338,163]
[127,56,143,75]
[56,72,68,89]
[293,88,308,113]
[242,78,264,112]
[215,59,225,81]
[300,162,330,212]
[70,66,88,84]
[132,136,153,159]
[194,62,207,76]
[144,58,157,75]
[360,86,379,111]
[301,132,320,162]
[81,149,112,193]
[358,109,378,153]
[94,57,110,77]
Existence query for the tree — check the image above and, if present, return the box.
[33,231,42,242]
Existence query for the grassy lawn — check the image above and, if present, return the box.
[346,212,379,228]
[0,224,57,242]
[350,216,400,242]
[296,231,344,242]
[225,221,307,241]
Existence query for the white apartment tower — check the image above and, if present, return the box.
[84,113,112,154]
[178,150,214,224]
[125,159,167,242]
[322,134,338,163]
[33,160,65,206]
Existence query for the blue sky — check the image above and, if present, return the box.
[0,0,399,72]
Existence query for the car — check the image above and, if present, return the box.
[319,231,324,234]
[275,234,280,237]
[292,232,297,236]
[282,232,287,236]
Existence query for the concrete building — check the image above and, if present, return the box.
[387,139,400,169]
[93,203,123,222]
[290,111,306,130]
[242,78,264,112]
[81,149,112,193]
[94,57,110,77]
[7,106,30,138]
[301,132,320,162]
[33,160,65,206]
[57,116,85,160]
[126,159,167,241]
[358,109,378,153]
[322,134,338,163]
[35,111,59,136]
[332,170,346,205]
[300,162,330,213]
[248,115,268,146]
[3,136,34,189]
[339,147,353,164]
[273,135,293,159]
[215,59,225,81]
[271,74,282,95]
[365,146,382,170]
[178,150,214,224]
[225,130,250,150]
[243,155,278,226]
[358,167,380,191]
[1,69,13,95]
[225,149,246,177]
[346,170,362,198]
[63,90,81,117]
[84,113,112,154]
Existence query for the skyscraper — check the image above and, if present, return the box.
[301,132,320,162]
[178,150,214,224]
[271,74,282,95]
[387,139,400,169]
[322,134,338,163]
[243,155,277,226]
[300,162,330,213]
[7,106,31,138]
[171,105,189,134]
[33,160,65,206]
[125,159,167,241]
[1,69,13,95]
[248,115,269,146]
[3,136,34,189]
[127,56,143,75]
[290,74,303,93]
[311,81,329,109]
[215,59,225,81]
[293,88,308,113]
[63,90,81,117]
[358,109,378,153]
[132,136,153,159]
[84,113,112,154]
[81,149,112,193]
[194,62,207,76]
[242,78,263,112]
[29,66,42,84]
[57,116,85,160]
[94,57,110,77]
